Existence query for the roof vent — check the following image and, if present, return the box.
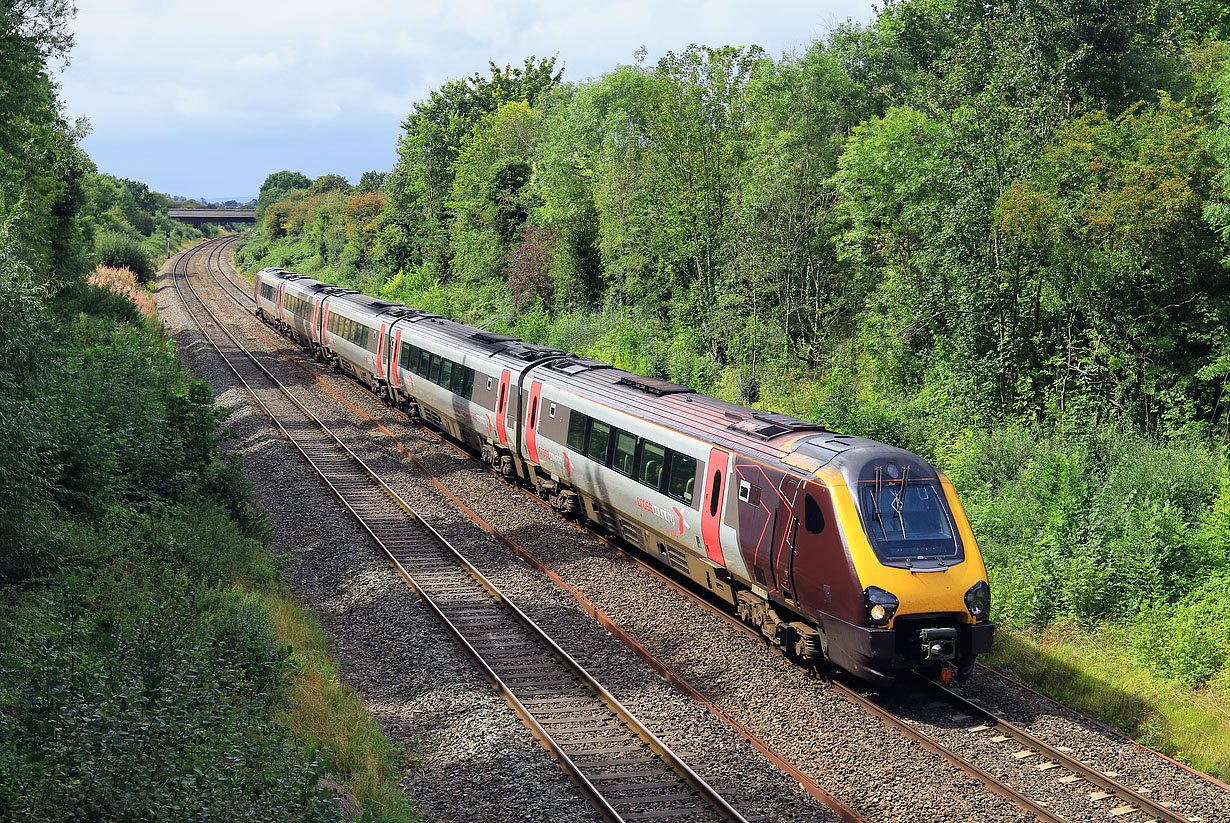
[471,331,519,345]
[728,412,827,441]
[546,357,612,376]
[507,344,569,362]
[617,375,695,396]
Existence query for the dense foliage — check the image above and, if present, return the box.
[239,0,1230,694]
[0,3,382,817]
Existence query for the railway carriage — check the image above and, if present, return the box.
[252,266,995,686]
[254,268,342,356]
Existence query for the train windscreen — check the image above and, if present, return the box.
[859,480,960,560]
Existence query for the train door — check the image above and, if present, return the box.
[389,330,403,392]
[375,323,387,382]
[789,481,863,625]
[495,368,512,447]
[701,447,730,565]
[524,380,543,462]
[773,474,802,600]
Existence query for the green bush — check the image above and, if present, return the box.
[94,232,154,283]
[0,550,339,822]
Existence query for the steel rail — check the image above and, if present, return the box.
[170,240,748,823]
[976,663,1230,794]
[908,674,1196,823]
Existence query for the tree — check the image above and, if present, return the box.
[448,101,538,284]
[640,44,769,359]
[999,96,1225,428]
[1,0,91,282]
[257,170,311,211]
[506,227,556,310]
[379,56,563,276]
[356,170,386,193]
[308,173,351,195]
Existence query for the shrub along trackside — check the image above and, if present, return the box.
[0,247,416,820]
[2,3,417,814]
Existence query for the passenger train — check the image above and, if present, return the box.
[254,267,995,685]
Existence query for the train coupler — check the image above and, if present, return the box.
[919,627,957,662]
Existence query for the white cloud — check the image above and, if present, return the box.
[56,0,877,197]
[233,49,300,74]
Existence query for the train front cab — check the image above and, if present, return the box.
[795,453,994,687]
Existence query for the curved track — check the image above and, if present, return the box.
[170,237,750,823]
[199,239,869,823]
[191,238,1228,823]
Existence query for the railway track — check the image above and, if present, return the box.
[835,677,1203,823]
[188,238,1228,823]
[195,238,869,823]
[169,238,751,823]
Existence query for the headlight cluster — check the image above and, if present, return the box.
[864,586,899,626]
[965,581,990,621]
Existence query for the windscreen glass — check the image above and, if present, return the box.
[859,480,958,559]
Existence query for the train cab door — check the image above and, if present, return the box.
[276,282,286,324]
[495,368,512,448]
[701,448,730,566]
[772,474,802,600]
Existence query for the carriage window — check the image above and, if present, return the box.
[417,348,431,375]
[428,354,443,383]
[451,364,468,395]
[709,469,722,517]
[805,493,825,534]
[400,344,415,370]
[667,453,698,505]
[587,420,611,463]
[638,441,666,490]
[611,430,636,476]
[462,368,475,398]
[567,411,588,451]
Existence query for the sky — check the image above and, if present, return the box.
[55,0,879,202]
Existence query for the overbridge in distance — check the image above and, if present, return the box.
[168,208,256,225]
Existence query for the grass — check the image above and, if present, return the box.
[986,623,1230,780]
[249,572,420,822]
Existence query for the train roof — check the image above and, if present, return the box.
[261,268,921,481]
[528,356,850,471]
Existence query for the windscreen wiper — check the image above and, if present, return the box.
[894,465,910,539]
[871,466,889,539]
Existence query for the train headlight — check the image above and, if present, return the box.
[864,586,899,627]
[965,581,991,622]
